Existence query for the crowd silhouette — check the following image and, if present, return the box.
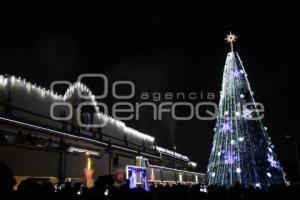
[1,162,299,200]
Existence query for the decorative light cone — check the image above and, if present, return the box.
[207,34,288,188]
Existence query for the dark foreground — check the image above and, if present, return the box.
[1,162,299,200]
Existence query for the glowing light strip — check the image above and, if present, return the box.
[112,144,161,160]
[156,146,189,160]
[144,159,205,176]
[68,147,100,156]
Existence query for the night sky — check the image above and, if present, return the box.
[0,2,299,179]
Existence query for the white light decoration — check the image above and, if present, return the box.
[195,175,198,183]
[267,172,272,178]
[156,146,189,160]
[207,35,287,188]
[211,172,216,177]
[0,75,8,86]
[242,109,252,119]
[178,173,183,182]
[0,74,155,143]
[104,189,109,196]
[255,183,261,188]
[68,147,100,156]
[235,111,241,116]
[11,76,16,85]
[189,162,197,168]
[264,127,268,131]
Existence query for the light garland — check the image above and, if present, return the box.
[156,146,189,160]
[0,74,155,143]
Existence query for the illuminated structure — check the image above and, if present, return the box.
[0,73,204,185]
[207,33,287,188]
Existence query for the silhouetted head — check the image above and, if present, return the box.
[17,179,39,200]
[0,162,16,193]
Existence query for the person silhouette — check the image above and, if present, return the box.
[0,162,16,199]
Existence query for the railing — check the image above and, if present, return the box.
[0,102,157,155]
[0,102,194,164]
[143,158,206,184]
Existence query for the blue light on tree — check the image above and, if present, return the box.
[220,121,233,133]
[224,152,238,164]
[234,68,242,79]
[267,154,281,169]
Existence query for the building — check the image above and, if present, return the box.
[0,74,205,187]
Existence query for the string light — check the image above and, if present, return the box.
[207,35,287,188]
[0,74,155,143]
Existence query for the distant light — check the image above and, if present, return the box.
[236,168,241,173]
[195,175,198,183]
[156,146,189,160]
[200,186,208,193]
[104,189,109,196]
[11,76,16,85]
[190,162,197,168]
[267,172,272,177]
[178,173,183,182]
[68,147,100,156]
[238,137,244,142]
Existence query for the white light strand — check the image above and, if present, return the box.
[156,146,189,160]
[0,74,155,143]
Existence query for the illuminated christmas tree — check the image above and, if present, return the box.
[207,33,287,188]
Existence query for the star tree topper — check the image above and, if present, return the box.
[225,32,238,51]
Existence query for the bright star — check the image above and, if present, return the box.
[225,32,237,51]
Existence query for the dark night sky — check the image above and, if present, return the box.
[0,2,299,177]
